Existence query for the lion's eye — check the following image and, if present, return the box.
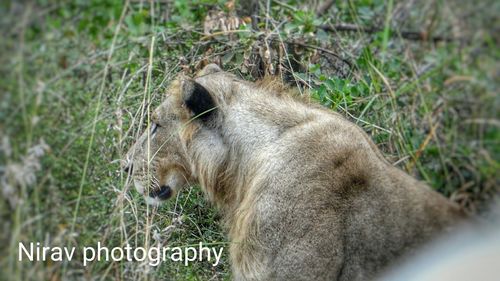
[151,123,160,136]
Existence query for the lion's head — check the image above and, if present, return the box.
[123,84,195,205]
[124,64,236,205]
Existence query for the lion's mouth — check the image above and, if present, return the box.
[148,185,172,200]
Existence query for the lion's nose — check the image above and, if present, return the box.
[149,185,172,200]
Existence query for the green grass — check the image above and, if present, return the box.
[0,0,498,280]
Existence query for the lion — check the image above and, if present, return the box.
[124,64,465,280]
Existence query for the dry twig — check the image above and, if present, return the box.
[319,23,460,43]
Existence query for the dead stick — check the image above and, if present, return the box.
[267,37,352,69]
[319,24,459,43]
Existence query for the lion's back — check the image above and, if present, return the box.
[242,110,464,280]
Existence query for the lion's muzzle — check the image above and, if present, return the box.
[148,185,173,200]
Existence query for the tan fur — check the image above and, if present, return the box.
[126,64,465,280]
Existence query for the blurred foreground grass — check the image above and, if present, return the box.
[0,0,498,280]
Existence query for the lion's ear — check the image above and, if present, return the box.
[197,63,221,77]
[182,80,217,122]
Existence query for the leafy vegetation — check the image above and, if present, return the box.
[0,0,498,280]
